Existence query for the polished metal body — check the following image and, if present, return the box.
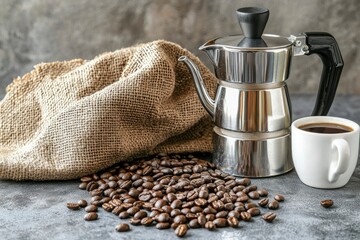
[201,34,293,84]
[178,34,309,177]
[213,127,292,177]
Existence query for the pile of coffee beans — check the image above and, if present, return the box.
[67,153,284,237]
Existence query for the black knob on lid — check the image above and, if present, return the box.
[236,7,269,39]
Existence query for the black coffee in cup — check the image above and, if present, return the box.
[299,122,353,134]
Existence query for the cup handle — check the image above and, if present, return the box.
[328,139,350,183]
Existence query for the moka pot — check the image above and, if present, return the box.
[179,7,344,177]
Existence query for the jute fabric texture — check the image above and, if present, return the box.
[0,40,216,180]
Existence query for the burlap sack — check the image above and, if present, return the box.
[0,40,217,180]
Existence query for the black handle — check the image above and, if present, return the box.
[304,32,344,116]
[236,7,269,39]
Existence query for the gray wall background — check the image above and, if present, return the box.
[0,0,359,100]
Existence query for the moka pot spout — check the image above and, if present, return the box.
[178,56,215,117]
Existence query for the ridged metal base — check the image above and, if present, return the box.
[212,127,294,177]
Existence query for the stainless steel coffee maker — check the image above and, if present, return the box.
[179,7,343,177]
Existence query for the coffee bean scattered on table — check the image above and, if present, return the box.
[66,202,80,210]
[84,212,98,221]
[68,153,286,237]
[115,223,130,232]
[320,199,334,208]
[262,212,277,222]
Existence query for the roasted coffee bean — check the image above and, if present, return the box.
[121,203,133,210]
[204,206,217,214]
[79,182,88,190]
[81,176,92,182]
[166,187,176,194]
[181,208,190,215]
[156,222,170,229]
[174,215,187,224]
[175,224,188,237]
[119,180,132,190]
[152,183,163,191]
[171,199,182,209]
[190,206,203,213]
[233,186,245,193]
[119,211,130,219]
[189,219,201,228]
[67,202,80,210]
[216,188,226,196]
[234,206,246,213]
[154,199,167,208]
[141,217,154,226]
[171,209,182,217]
[245,202,257,210]
[84,212,98,221]
[205,214,215,221]
[161,205,172,214]
[86,181,99,191]
[224,202,234,211]
[128,189,140,198]
[132,179,144,188]
[102,203,114,212]
[248,191,260,199]
[142,166,153,175]
[112,206,123,215]
[129,217,142,225]
[268,200,279,210]
[320,199,334,208]
[142,202,154,211]
[111,197,123,205]
[149,210,160,218]
[190,178,205,188]
[85,204,98,212]
[142,182,155,190]
[138,192,152,202]
[207,195,218,203]
[258,198,269,207]
[247,207,261,216]
[216,211,228,218]
[243,185,257,194]
[212,200,224,210]
[205,221,216,230]
[171,222,180,230]
[199,190,209,199]
[190,173,201,179]
[187,190,199,201]
[275,194,285,202]
[262,212,277,222]
[99,197,111,204]
[77,199,88,208]
[100,172,112,179]
[227,216,239,227]
[237,195,249,203]
[194,198,207,207]
[240,212,252,221]
[115,223,130,232]
[166,193,177,202]
[134,210,147,219]
[213,218,227,228]
[257,189,269,197]
[198,214,206,226]
[176,193,187,201]
[237,178,251,186]
[121,172,132,180]
[186,212,197,220]
[227,210,240,219]
[157,213,170,223]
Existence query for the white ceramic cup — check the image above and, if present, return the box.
[291,116,359,188]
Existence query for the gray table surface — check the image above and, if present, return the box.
[1,94,360,240]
